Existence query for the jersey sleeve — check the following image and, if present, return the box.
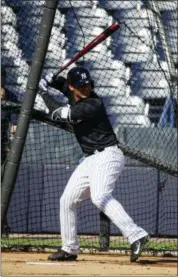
[70,98,102,121]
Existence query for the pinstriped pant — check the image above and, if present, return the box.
[60,145,148,255]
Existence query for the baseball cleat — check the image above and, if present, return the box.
[130,235,149,262]
[48,249,77,261]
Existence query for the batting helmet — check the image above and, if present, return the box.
[67,66,92,87]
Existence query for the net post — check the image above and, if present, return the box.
[1,0,59,227]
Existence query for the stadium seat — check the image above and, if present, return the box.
[53,11,65,28]
[131,55,171,99]
[94,82,127,97]
[66,6,111,27]
[114,43,153,63]
[99,0,142,10]
[112,25,152,47]
[110,114,151,128]
[84,55,125,71]
[112,24,153,63]
[58,0,94,8]
[1,0,6,6]
[113,8,155,29]
[2,41,23,58]
[157,1,177,11]
[1,25,19,45]
[162,10,177,65]
[102,95,147,109]
[90,67,126,83]
[46,48,66,62]
[66,25,109,57]
[91,69,126,87]
[1,6,17,27]
[107,105,146,115]
[49,30,66,49]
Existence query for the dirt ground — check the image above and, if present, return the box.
[1,252,177,276]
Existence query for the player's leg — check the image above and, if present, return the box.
[48,158,90,260]
[89,146,148,244]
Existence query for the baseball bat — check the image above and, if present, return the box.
[53,22,120,79]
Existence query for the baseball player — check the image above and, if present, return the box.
[39,66,149,262]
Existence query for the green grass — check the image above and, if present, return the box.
[1,237,177,252]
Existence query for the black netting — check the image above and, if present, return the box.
[1,0,177,253]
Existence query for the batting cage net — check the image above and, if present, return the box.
[1,0,178,254]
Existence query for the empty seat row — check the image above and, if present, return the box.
[65,6,111,27]
[113,8,156,30]
[110,114,152,129]
[157,1,177,11]
[99,0,142,10]
[130,55,171,98]
[57,0,96,8]
[162,9,178,65]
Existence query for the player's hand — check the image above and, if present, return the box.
[39,78,48,91]
[39,72,54,92]
[45,72,54,84]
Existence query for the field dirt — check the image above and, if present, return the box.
[1,252,177,276]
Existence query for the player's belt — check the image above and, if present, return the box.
[84,148,105,157]
[85,144,118,157]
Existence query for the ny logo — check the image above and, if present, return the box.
[81,73,87,79]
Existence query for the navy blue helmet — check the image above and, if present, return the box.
[67,66,92,87]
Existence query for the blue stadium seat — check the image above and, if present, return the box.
[94,81,128,97]
[91,69,126,87]
[84,55,125,71]
[46,48,66,63]
[113,43,153,63]
[131,56,170,99]
[99,0,142,10]
[111,23,153,63]
[90,67,126,84]
[162,10,177,65]
[58,0,93,8]
[1,25,19,46]
[157,1,177,11]
[102,95,148,113]
[113,8,155,29]
[66,7,111,28]
[110,114,151,128]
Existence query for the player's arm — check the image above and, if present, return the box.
[37,88,67,113]
[51,98,102,123]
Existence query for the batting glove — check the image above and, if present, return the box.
[51,104,71,123]
[45,72,54,84]
[39,78,48,91]
[39,72,54,92]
